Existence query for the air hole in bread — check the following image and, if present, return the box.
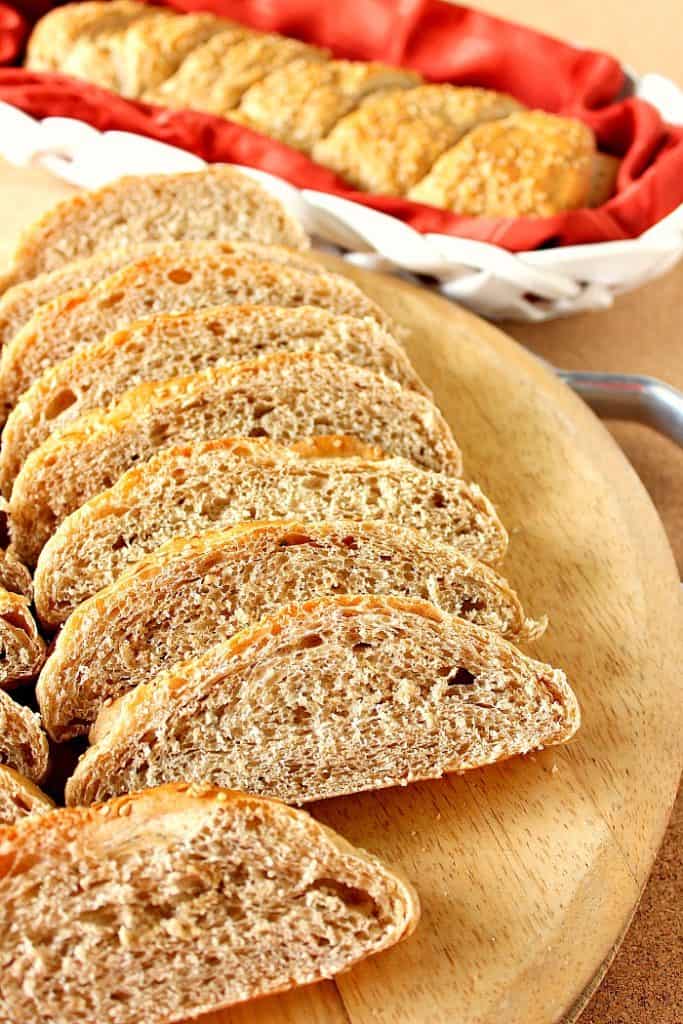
[167,268,193,284]
[305,878,377,917]
[460,596,484,615]
[297,633,324,649]
[432,490,446,508]
[253,403,275,420]
[352,642,372,654]
[341,535,358,549]
[278,532,314,547]
[207,320,225,337]
[0,609,29,632]
[446,667,476,687]
[111,536,127,551]
[44,388,77,420]
[99,291,124,309]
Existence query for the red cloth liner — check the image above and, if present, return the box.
[1,0,682,251]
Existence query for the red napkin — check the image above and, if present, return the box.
[1,0,681,251]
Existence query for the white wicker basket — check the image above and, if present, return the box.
[1,68,682,322]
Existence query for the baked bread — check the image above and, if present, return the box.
[2,165,308,289]
[408,110,595,216]
[0,687,49,782]
[0,590,45,689]
[11,352,460,564]
[0,765,54,826]
[235,58,422,152]
[37,518,538,739]
[25,1,150,72]
[33,436,507,623]
[1,304,425,490]
[0,251,388,418]
[143,30,329,114]
[66,595,579,807]
[313,84,523,195]
[588,152,620,207]
[0,244,162,351]
[0,547,32,597]
[0,783,419,1024]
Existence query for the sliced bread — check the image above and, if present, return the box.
[25,1,150,72]
[0,783,418,1024]
[0,765,54,826]
[2,165,308,289]
[37,519,539,739]
[0,590,45,689]
[66,595,580,807]
[0,547,32,598]
[11,353,460,564]
[1,304,425,490]
[34,436,507,621]
[0,238,314,352]
[0,688,49,782]
[0,252,388,418]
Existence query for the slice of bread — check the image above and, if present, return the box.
[0,547,32,597]
[34,436,507,622]
[0,245,160,351]
[0,783,419,1024]
[66,595,579,807]
[0,590,45,689]
[11,353,460,565]
[1,304,425,490]
[0,251,388,418]
[0,765,54,826]
[2,165,308,290]
[25,1,149,72]
[37,519,539,739]
[0,688,49,782]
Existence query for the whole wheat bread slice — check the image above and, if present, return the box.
[11,353,460,564]
[2,165,308,290]
[0,547,32,597]
[0,765,54,826]
[0,782,418,1024]
[37,519,538,740]
[1,304,425,490]
[0,238,308,351]
[0,688,49,782]
[66,595,580,807]
[0,590,45,689]
[0,251,388,418]
[34,436,507,622]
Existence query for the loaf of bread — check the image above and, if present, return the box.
[0,764,54,826]
[0,589,45,688]
[0,547,32,597]
[66,595,579,807]
[37,519,538,739]
[26,3,618,215]
[11,353,460,564]
[1,165,308,290]
[1,304,425,490]
[0,782,419,1024]
[0,687,49,782]
[33,436,507,623]
[0,249,388,418]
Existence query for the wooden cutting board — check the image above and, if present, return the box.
[1,162,681,1024]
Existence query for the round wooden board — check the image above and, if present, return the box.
[205,256,682,1024]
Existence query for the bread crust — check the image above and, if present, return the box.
[33,435,507,623]
[11,352,461,564]
[0,782,419,1023]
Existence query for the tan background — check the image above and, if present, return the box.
[476,3,682,1022]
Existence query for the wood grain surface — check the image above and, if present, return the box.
[1,164,681,1024]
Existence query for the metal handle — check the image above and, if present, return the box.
[553,370,683,448]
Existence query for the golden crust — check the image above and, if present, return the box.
[313,84,523,195]
[236,59,422,152]
[409,110,595,216]
[144,30,329,114]
[25,1,147,72]
[588,152,620,207]
[0,765,54,826]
